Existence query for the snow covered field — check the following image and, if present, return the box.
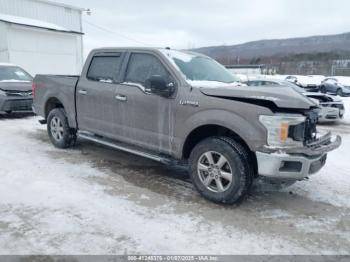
[0,99,350,255]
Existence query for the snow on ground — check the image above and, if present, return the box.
[0,117,307,255]
[0,115,349,255]
[290,96,350,207]
[292,134,350,208]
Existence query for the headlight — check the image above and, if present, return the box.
[0,89,7,96]
[259,114,306,147]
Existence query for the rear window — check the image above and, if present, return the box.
[0,66,32,82]
[87,54,122,82]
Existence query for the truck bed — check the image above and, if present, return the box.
[33,74,80,128]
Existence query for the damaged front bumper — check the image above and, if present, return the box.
[256,132,341,180]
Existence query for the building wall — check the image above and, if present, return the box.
[0,0,84,75]
[7,24,82,75]
[0,22,9,62]
[0,0,82,32]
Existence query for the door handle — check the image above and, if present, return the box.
[78,90,88,95]
[115,94,127,102]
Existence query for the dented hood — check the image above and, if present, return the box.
[199,85,316,109]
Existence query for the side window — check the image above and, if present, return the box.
[87,54,122,82]
[125,53,170,85]
[266,81,278,86]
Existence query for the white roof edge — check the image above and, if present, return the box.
[34,0,85,12]
[0,63,16,66]
[0,14,83,34]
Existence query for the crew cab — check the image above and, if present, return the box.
[32,48,341,204]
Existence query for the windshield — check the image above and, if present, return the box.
[161,49,239,84]
[282,81,305,93]
[0,66,33,82]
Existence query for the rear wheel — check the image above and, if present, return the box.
[189,137,253,204]
[320,86,327,93]
[47,108,76,148]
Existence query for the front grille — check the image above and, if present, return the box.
[5,90,32,97]
[2,99,33,111]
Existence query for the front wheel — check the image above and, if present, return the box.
[47,108,76,148]
[189,137,253,204]
[320,86,327,93]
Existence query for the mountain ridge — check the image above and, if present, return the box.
[192,32,350,62]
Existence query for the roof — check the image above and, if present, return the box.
[0,14,83,35]
[35,0,85,11]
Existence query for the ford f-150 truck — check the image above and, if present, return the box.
[32,48,341,204]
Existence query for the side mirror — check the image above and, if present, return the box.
[145,75,175,98]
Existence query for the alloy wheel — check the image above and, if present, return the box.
[50,116,64,142]
[197,151,233,193]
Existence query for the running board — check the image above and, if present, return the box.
[78,131,175,165]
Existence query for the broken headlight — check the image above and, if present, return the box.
[259,114,306,148]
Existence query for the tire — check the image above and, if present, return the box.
[47,108,76,148]
[320,86,326,93]
[189,137,253,204]
[336,89,343,97]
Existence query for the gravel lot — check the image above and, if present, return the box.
[0,98,350,255]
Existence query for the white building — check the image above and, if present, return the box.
[0,0,84,76]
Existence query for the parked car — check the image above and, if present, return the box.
[247,79,345,122]
[32,48,341,204]
[285,75,320,92]
[0,63,33,114]
[320,77,350,97]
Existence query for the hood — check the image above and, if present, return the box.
[199,84,316,109]
[0,81,32,92]
[304,92,342,103]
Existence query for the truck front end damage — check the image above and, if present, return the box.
[200,84,342,181]
[256,108,341,180]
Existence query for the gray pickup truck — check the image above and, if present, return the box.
[33,48,341,204]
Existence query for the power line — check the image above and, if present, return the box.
[83,19,151,46]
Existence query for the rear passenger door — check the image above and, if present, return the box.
[76,52,125,138]
[115,52,176,154]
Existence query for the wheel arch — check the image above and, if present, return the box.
[43,96,76,128]
[181,124,258,176]
[44,97,64,119]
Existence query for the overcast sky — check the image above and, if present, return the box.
[60,0,350,56]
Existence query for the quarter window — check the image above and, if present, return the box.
[125,53,170,85]
[87,54,122,82]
